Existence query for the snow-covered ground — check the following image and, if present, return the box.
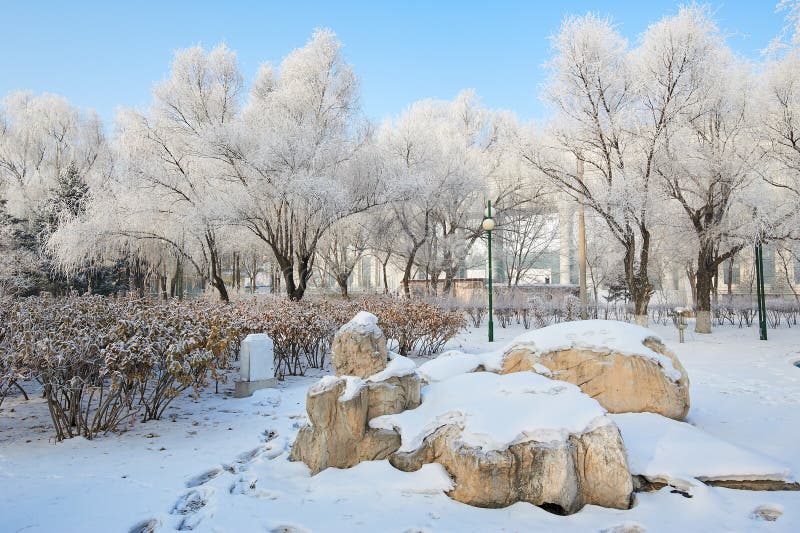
[1,321,799,532]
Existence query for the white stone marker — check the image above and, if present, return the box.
[234,333,278,398]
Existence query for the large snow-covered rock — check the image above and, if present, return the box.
[289,354,421,474]
[371,372,633,514]
[500,320,690,420]
[613,412,798,491]
[331,311,388,379]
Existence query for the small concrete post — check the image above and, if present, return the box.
[234,333,278,398]
[673,307,688,343]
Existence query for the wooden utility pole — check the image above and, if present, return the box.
[577,156,588,320]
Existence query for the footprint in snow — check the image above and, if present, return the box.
[262,428,278,443]
[226,440,286,473]
[270,525,309,533]
[172,487,214,531]
[128,518,160,533]
[234,446,267,466]
[230,474,258,495]
[177,513,203,531]
[185,467,223,488]
[172,488,212,515]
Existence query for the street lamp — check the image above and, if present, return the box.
[755,243,768,341]
[752,208,767,341]
[482,200,496,342]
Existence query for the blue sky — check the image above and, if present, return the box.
[0,1,785,127]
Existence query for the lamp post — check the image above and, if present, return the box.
[482,200,496,342]
[755,243,768,341]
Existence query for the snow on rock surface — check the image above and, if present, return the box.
[373,371,633,512]
[371,371,609,453]
[613,412,795,488]
[416,350,483,382]
[340,311,383,335]
[415,349,506,383]
[313,353,418,403]
[503,320,681,381]
[368,352,417,382]
[330,311,388,379]
[500,320,691,420]
[290,351,421,474]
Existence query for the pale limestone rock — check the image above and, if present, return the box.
[389,421,632,514]
[372,371,633,514]
[289,372,421,474]
[331,312,388,378]
[502,334,690,420]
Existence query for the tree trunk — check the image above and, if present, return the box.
[695,264,713,334]
[695,242,717,334]
[712,262,719,308]
[401,258,413,297]
[336,273,350,300]
[159,274,168,301]
[401,241,425,298]
[726,258,733,296]
[686,264,697,309]
[429,271,439,296]
[169,259,181,298]
[631,285,652,326]
[232,252,239,292]
[443,267,456,295]
[382,258,390,294]
[293,253,314,301]
[280,262,298,300]
[209,261,229,303]
[206,232,229,303]
[623,236,653,327]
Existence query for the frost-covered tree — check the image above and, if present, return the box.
[654,13,760,333]
[491,121,558,288]
[527,8,722,325]
[765,0,800,57]
[378,91,508,296]
[50,44,243,301]
[315,215,370,299]
[225,30,381,301]
[495,195,557,288]
[759,49,800,237]
[0,199,37,297]
[0,92,110,294]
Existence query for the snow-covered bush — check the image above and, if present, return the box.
[464,302,487,328]
[2,296,240,440]
[230,296,465,376]
[0,303,29,407]
[106,300,238,421]
[240,299,340,379]
[5,295,136,439]
[560,295,581,322]
[362,297,466,357]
